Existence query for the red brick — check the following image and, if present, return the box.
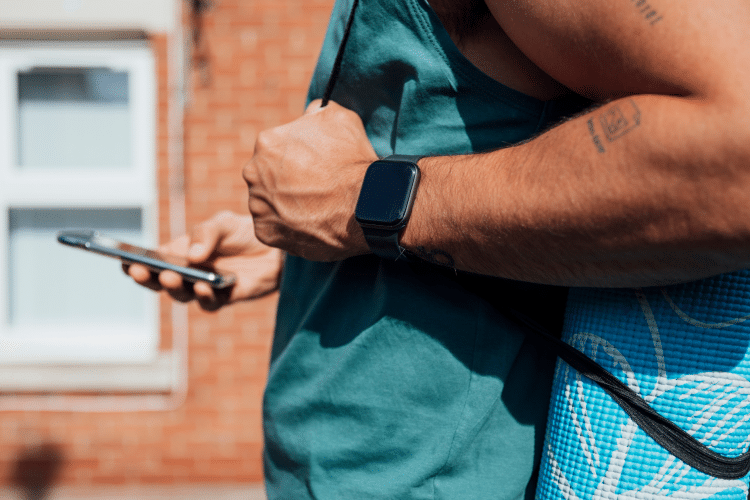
[0,0,334,489]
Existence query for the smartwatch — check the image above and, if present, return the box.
[355,154,422,261]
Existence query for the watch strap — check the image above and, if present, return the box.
[384,154,423,163]
[361,226,407,261]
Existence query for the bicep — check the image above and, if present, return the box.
[485,0,750,103]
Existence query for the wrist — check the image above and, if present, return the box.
[399,154,464,269]
[399,155,448,251]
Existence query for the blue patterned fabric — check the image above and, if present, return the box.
[537,271,750,499]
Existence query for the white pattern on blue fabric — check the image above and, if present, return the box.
[537,272,750,499]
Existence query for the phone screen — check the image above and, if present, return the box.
[57,230,236,289]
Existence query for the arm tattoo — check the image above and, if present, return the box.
[600,99,641,141]
[587,99,642,153]
[629,0,663,25]
[587,118,606,154]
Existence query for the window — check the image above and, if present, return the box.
[0,42,158,365]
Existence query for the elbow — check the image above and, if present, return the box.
[673,99,750,245]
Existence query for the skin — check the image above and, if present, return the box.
[128,0,750,308]
[125,211,283,311]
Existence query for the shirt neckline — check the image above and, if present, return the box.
[407,0,548,115]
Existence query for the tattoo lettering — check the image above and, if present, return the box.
[414,246,456,268]
[587,119,606,154]
[587,99,642,153]
[630,0,663,25]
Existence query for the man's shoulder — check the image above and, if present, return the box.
[484,0,750,102]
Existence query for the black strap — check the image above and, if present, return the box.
[321,0,360,107]
[505,306,750,480]
[360,226,403,261]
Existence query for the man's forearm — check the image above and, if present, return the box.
[401,94,750,287]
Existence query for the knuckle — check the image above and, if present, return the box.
[242,161,257,184]
[246,198,267,219]
[254,129,273,151]
[254,228,271,247]
[253,222,280,250]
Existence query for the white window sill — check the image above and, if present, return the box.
[0,324,158,365]
[0,352,176,392]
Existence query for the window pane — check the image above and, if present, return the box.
[17,67,131,168]
[8,208,151,328]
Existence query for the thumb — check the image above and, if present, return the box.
[305,99,326,114]
[187,216,229,263]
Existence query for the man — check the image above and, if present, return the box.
[128,0,750,498]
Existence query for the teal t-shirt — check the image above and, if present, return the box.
[263,0,590,498]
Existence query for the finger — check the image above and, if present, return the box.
[125,263,163,292]
[159,270,195,303]
[194,281,231,312]
[167,286,196,303]
[187,214,233,264]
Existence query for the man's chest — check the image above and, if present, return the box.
[424,0,569,100]
[427,0,491,43]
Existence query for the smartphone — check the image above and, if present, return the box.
[57,230,237,289]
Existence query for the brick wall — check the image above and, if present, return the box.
[0,0,334,491]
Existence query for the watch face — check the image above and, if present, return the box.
[355,160,420,227]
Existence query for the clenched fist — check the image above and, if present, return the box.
[242,100,379,261]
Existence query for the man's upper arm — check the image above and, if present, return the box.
[485,0,750,103]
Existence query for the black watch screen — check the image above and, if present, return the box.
[355,160,420,228]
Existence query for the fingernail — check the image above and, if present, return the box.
[189,244,205,259]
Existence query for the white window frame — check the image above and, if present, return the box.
[0,41,160,366]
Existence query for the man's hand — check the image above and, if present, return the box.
[242,99,379,261]
[125,211,283,311]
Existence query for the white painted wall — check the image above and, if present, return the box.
[0,0,175,32]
